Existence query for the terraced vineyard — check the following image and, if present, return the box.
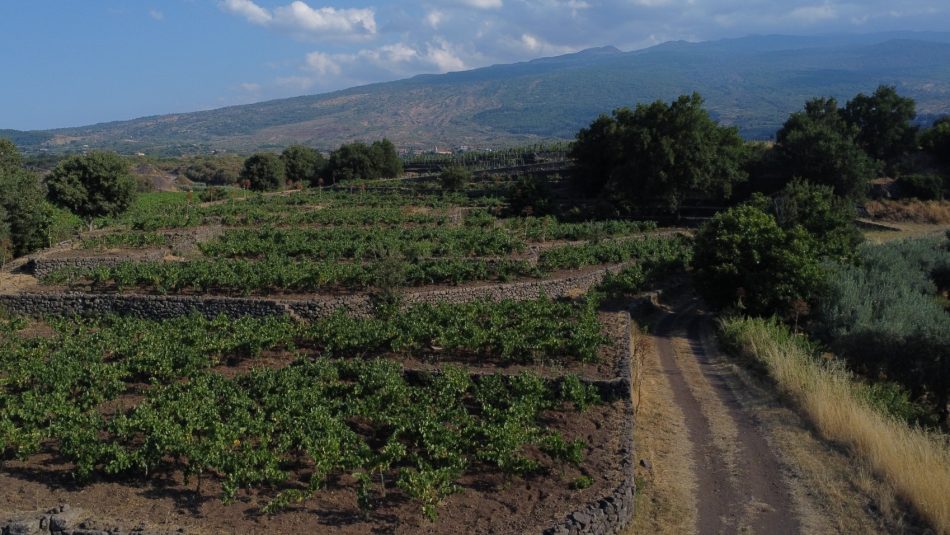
[0,187,689,534]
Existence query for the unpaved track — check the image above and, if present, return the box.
[653,304,800,535]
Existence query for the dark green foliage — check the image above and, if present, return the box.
[776,97,879,199]
[570,115,621,196]
[0,170,51,256]
[0,138,22,175]
[438,166,471,191]
[46,151,137,220]
[692,204,823,317]
[176,154,244,185]
[371,139,402,178]
[280,145,325,186]
[921,116,950,166]
[240,152,286,191]
[0,140,51,258]
[0,205,10,264]
[814,237,950,423]
[842,85,918,166]
[507,174,554,216]
[325,139,401,183]
[898,174,945,200]
[571,93,747,213]
[760,179,863,259]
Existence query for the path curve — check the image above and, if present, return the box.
[652,302,801,534]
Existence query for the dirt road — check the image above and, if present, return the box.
[631,294,926,535]
[652,304,799,534]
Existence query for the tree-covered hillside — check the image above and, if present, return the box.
[7,33,950,155]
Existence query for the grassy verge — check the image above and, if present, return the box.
[719,316,950,534]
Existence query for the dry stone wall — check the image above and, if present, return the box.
[543,311,635,535]
[29,253,165,280]
[1,264,628,320]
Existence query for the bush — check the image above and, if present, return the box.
[199,187,228,203]
[507,174,554,216]
[692,204,823,317]
[898,174,945,201]
[439,166,471,191]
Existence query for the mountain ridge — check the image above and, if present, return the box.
[6,32,950,155]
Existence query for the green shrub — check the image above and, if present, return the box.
[898,174,945,201]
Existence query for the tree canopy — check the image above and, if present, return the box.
[692,203,824,317]
[776,97,878,199]
[325,139,402,183]
[439,166,471,191]
[47,151,137,222]
[922,116,950,166]
[571,93,747,213]
[756,179,863,259]
[281,145,325,186]
[842,85,917,166]
[241,152,286,191]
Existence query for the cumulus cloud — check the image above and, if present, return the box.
[220,0,376,40]
[220,0,271,25]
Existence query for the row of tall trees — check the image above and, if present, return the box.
[571,85,947,212]
[240,139,402,191]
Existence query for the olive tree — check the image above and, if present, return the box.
[47,151,137,225]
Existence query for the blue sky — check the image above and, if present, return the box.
[1,0,948,130]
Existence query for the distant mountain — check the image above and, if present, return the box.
[8,32,950,155]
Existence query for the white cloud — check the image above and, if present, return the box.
[240,82,262,92]
[425,9,445,29]
[148,9,164,21]
[424,39,468,72]
[220,0,271,25]
[220,0,376,40]
[273,2,376,36]
[305,51,343,75]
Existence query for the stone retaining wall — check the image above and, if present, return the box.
[542,310,635,535]
[1,264,627,320]
[28,253,165,280]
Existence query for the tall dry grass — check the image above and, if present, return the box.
[720,317,950,534]
[865,199,950,224]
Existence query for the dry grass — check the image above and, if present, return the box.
[865,199,950,224]
[721,317,950,534]
[624,323,696,535]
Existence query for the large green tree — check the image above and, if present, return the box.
[571,93,747,213]
[776,97,878,199]
[692,204,823,317]
[280,145,325,186]
[326,142,377,183]
[571,115,622,197]
[921,116,950,166]
[47,151,137,222]
[759,179,863,259]
[0,169,50,256]
[842,85,917,166]
[0,140,51,258]
[370,139,402,178]
[241,152,286,191]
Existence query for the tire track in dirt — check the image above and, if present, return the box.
[653,305,800,534]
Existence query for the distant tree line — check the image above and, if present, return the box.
[239,139,402,192]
